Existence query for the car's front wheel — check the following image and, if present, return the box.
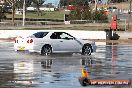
[41,45,52,56]
[82,44,92,55]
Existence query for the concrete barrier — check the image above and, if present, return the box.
[0,30,106,39]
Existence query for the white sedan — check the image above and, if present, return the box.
[14,31,96,55]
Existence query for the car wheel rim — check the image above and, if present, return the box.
[84,46,91,55]
[42,47,51,55]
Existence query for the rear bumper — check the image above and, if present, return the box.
[14,44,34,51]
[14,44,41,54]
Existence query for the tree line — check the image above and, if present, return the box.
[60,0,130,21]
[0,0,45,23]
[109,0,129,3]
[0,7,6,22]
[60,0,108,21]
[59,0,129,7]
[5,0,45,16]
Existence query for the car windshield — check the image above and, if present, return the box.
[33,32,49,38]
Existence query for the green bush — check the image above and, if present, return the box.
[68,6,108,21]
[68,9,81,20]
[92,10,108,20]
[82,7,92,20]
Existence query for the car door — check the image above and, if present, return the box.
[59,32,82,52]
[50,32,65,52]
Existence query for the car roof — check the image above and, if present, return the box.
[37,31,68,34]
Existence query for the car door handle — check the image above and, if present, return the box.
[60,41,63,42]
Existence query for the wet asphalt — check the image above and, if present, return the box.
[0,42,132,88]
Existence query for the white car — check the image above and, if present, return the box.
[14,31,96,55]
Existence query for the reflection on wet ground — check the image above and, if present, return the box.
[0,42,132,88]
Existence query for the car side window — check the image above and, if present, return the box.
[60,33,74,40]
[33,32,48,38]
[50,32,74,40]
[50,32,61,39]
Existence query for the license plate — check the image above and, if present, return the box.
[18,46,25,50]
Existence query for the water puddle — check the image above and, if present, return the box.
[0,42,132,88]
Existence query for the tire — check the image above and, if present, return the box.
[41,45,52,56]
[82,44,92,55]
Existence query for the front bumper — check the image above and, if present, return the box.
[91,43,97,52]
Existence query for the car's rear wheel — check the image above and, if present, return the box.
[82,44,92,55]
[41,45,52,56]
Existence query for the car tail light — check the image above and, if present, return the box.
[30,39,33,43]
[27,40,29,43]
[27,39,33,43]
[15,40,18,43]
